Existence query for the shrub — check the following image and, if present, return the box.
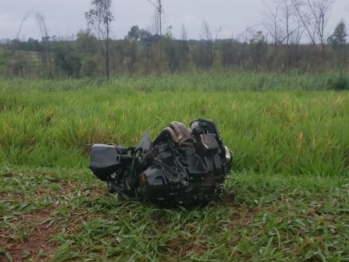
[326,73,349,91]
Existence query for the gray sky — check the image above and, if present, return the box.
[1,0,348,41]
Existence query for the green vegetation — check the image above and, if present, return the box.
[2,167,349,261]
[0,18,348,79]
[1,73,349,173]
[1,74,349,261]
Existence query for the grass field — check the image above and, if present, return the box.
[1,73,349,261]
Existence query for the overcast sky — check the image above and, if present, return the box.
[1,0,348,41]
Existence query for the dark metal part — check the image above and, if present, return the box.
[89,118,233,208]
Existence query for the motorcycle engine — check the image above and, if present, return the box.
[89,118,233,208]
[138,119,233,207]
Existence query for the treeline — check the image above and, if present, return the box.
[0,0,348,78]
[0,24,347,79]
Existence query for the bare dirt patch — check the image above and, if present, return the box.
[0,181,106,262]
[0,192,10,200]
[0,209,58,262]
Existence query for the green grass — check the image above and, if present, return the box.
[1,167,349,261]
[1,73,349,261]
[1,75,349,175]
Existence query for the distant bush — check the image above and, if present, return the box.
[326,73,349,91]
[80,57,98,77]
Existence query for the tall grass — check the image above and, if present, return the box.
[0,73,348,176]
[2,73,349,261]
[1,71,348,92]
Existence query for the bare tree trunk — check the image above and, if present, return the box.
[159,0,162,36]
[148,0,164,75]
[179,24,189,71]
[307,0,330,45]
[16,9,34,40]
[85,0,114,78]
[290,0,335,47]
[35,12,51,76]
[147,0,164,36]
[290,0,317,44]
[201,21,214,70]
[106,20,110,78]
[263,3,282,49]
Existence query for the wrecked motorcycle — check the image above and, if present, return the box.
[89,118,233,207]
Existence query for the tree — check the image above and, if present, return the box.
[54,45,82,77]
[16,9,34,40]
[199,21,214,69]
[249,31,268,70]
[290,0,335,46]
[81,57,97,77]
[163,26,179,73]
[126,25,152,41]
[145,1,165,75]
[76,29,98,55]
[328,21,347,70]
[328,21,347,48]
[263,3,284,47]
[178,24,190,71]
[263,0,304,70]
[35,12,51,76]
[279,0,294,45]
[139,29,152,41]
[85,0,114,78]
[270,0,301,45]
[147,0,164,36]
[127,25,141,41]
